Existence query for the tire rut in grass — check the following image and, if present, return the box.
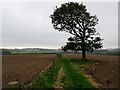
[55,66,63,88]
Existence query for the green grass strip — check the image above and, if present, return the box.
[31,58,61,89]
[61,56,96,89]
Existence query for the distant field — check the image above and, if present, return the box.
[64,54,118,88]
[2,54,57,88]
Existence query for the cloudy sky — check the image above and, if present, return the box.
[1,0,118,49]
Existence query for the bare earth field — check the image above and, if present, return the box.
[2,54,57,88]
[64,54,119,88]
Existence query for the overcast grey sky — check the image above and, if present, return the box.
[1,1,118,49]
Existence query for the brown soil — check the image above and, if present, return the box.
[55,66,63,88]
[64,54,118,88]
[2,54,57,88]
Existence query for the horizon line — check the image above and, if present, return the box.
[0,47,60,49]
[0,47,119,50]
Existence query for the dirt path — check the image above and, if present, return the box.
[55,66,63,88]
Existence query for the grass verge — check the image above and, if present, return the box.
[61,56,96,89]
[29,57,61,89]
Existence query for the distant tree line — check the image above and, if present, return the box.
[1,49,12,55]
[0,48,63,55]
[1,48,119,56]
[90,49,120,56]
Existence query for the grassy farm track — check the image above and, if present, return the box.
[61,56,96,89]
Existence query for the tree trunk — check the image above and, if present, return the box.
[81,37,87,60]
[82,48,86,61]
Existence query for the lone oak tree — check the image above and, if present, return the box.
[50,2,103,60]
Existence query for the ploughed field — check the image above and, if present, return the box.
[64,54,119,88]
[2,54,57,88]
